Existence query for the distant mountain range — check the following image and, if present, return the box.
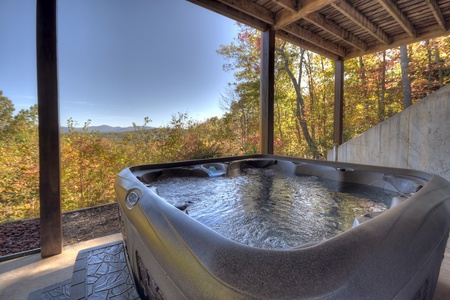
[60,125,138,133]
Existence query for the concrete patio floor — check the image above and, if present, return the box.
[0,233,449,299]
[0,234,122,299]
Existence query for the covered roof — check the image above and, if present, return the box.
[188,0,450,60]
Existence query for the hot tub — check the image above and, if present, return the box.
[115,155,450,299]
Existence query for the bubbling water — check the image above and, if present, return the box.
[153,168,394,249]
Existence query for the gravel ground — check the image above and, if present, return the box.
[0,203,120,256]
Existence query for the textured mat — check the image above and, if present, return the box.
[27,279,71,300]
[28,241,139,300]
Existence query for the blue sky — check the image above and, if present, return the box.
[0,0,238,127]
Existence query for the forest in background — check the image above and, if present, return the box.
[2,25,450,223]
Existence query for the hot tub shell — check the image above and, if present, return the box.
[115,155,450,299]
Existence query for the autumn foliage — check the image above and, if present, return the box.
[0,104,230,222]
[2,27,450,223]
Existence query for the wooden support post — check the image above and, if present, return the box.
[37,0,62,257]
[260,28,275,154]
[334,59,344,146]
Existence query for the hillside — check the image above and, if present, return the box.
[60,125,137,133]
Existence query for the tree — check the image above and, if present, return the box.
[0,91,15,137]
[217,25,262,155]
[0,94,39,222]
[60,118,127,210]
[220,87,256,154]
[400,45,412,109]
[218,25,334,158]
[408,37,450,101]
[378,50,386,122]
[277,43,316,155]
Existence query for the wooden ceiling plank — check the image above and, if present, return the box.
[187,0,269,31]
[345,23,450,59]
[275,0,337,29]
[277,30,340,60]
[331,0,391,45]
[283,23,346,56]
[376,0,416,37]
[305,12,367,51]
[425,0,447,31]
[270,0,298,13]
[217,0,275,25]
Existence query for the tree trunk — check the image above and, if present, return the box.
[434,45,444,88]
[358,56,370,121]
[426,40,432,95]
[305,52,316,144]
[378,51,386,122]
[400,45,412,109]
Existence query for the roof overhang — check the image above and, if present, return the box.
[188,0,450,60]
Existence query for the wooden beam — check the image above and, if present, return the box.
[260,28,275,155]
[426,0,447,31]
[217,0,275,24]
[36,0,62,258]
[271,0,298,13]
[275,0,336,29]
[376,0,416,38]
[283,23,346,57]
[331,0,391,45]
[187,0,269,31]
[334,59,344,145]
[304,12,367,51]
[277,30,340,60]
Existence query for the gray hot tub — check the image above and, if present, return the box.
[115,155,450,299]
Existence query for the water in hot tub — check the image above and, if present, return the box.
[153,168,395,249]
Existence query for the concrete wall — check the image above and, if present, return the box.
[327,84,450,182]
